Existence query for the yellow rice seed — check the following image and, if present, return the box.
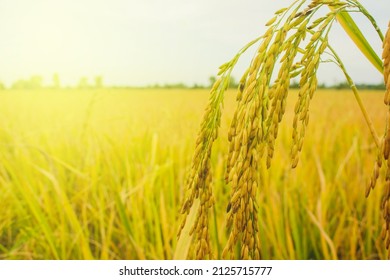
[387,200,390,216]
[252,180,258,191]
[269,43,279,57]
[242,158,250,171]
[305,114,310,126]
[292,156,299,168]
[202,227,208,240]
[385,94,390,106]
[386,71,390,88]
[266,154,272,169]
[240,197,246,210]
[226,202,232,213]
[237,212,243,228]
[275,7,288,15]
[250,237,255,248]
[231,190,241,204]
[243,181,249,194]
[229,153,237,171]
[255,236,261,247]
[374,164,380,179]
[249,198,254,213]
[265,16,277,26]
[385,140,390,160]
[382,223,388,240]
[298,137,304,151]
[265,55,275,70]
[246,76,257,91]
[251,183,257,198]
[234,138,240,152]
[232,173,238,187]
[221,247,229,259]
[289,16,306,30]
[242,129,248,145]
[202,239,209,252]
[254,249,260,260]
[311,30,321,41]
[384,41,390,61]
[245,230,252,243]
[240,168,249,181]
[236,160,243,176]
[242,245,249,259]
[365,184,372,198]
[227,166,235,182]
[385,182,390,200]
[248,219,253,231]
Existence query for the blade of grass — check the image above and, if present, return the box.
[35,166,94,259]
[114,192,145,259]
[306,209,337,260]
[173,199,199,259]
[17,182,60,259]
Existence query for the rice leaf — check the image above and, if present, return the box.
[333,10,383,73]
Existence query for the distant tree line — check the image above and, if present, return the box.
[0,74,385,90]
[289,80,385,90]
[190,77,385,90]
[0,74,104,90]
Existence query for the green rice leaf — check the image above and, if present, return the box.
[334,10,383,73]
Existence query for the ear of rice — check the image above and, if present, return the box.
[383,22,390,105]
[381,22,390,259]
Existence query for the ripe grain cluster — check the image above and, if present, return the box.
[178,0,388,259]
[367,22,390,258]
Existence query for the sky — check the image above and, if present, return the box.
[0,0,388,87]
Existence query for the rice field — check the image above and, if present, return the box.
[0,88,387,259]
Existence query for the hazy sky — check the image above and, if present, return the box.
[0,0,388,87]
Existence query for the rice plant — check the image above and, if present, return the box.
[178,0,389,259]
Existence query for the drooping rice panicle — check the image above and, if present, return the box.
[291,12,335,168]
[265,16,309,169]
[222,30,274,259]
[223,1,309,259]
[177,71,234,259]
[381,21,390,258]
[178,34,263,259]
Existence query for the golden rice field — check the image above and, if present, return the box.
[0,88,388,259]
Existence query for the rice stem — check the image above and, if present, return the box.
[325,40,380,148]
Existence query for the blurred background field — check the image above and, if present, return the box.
[0,88,387,259]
